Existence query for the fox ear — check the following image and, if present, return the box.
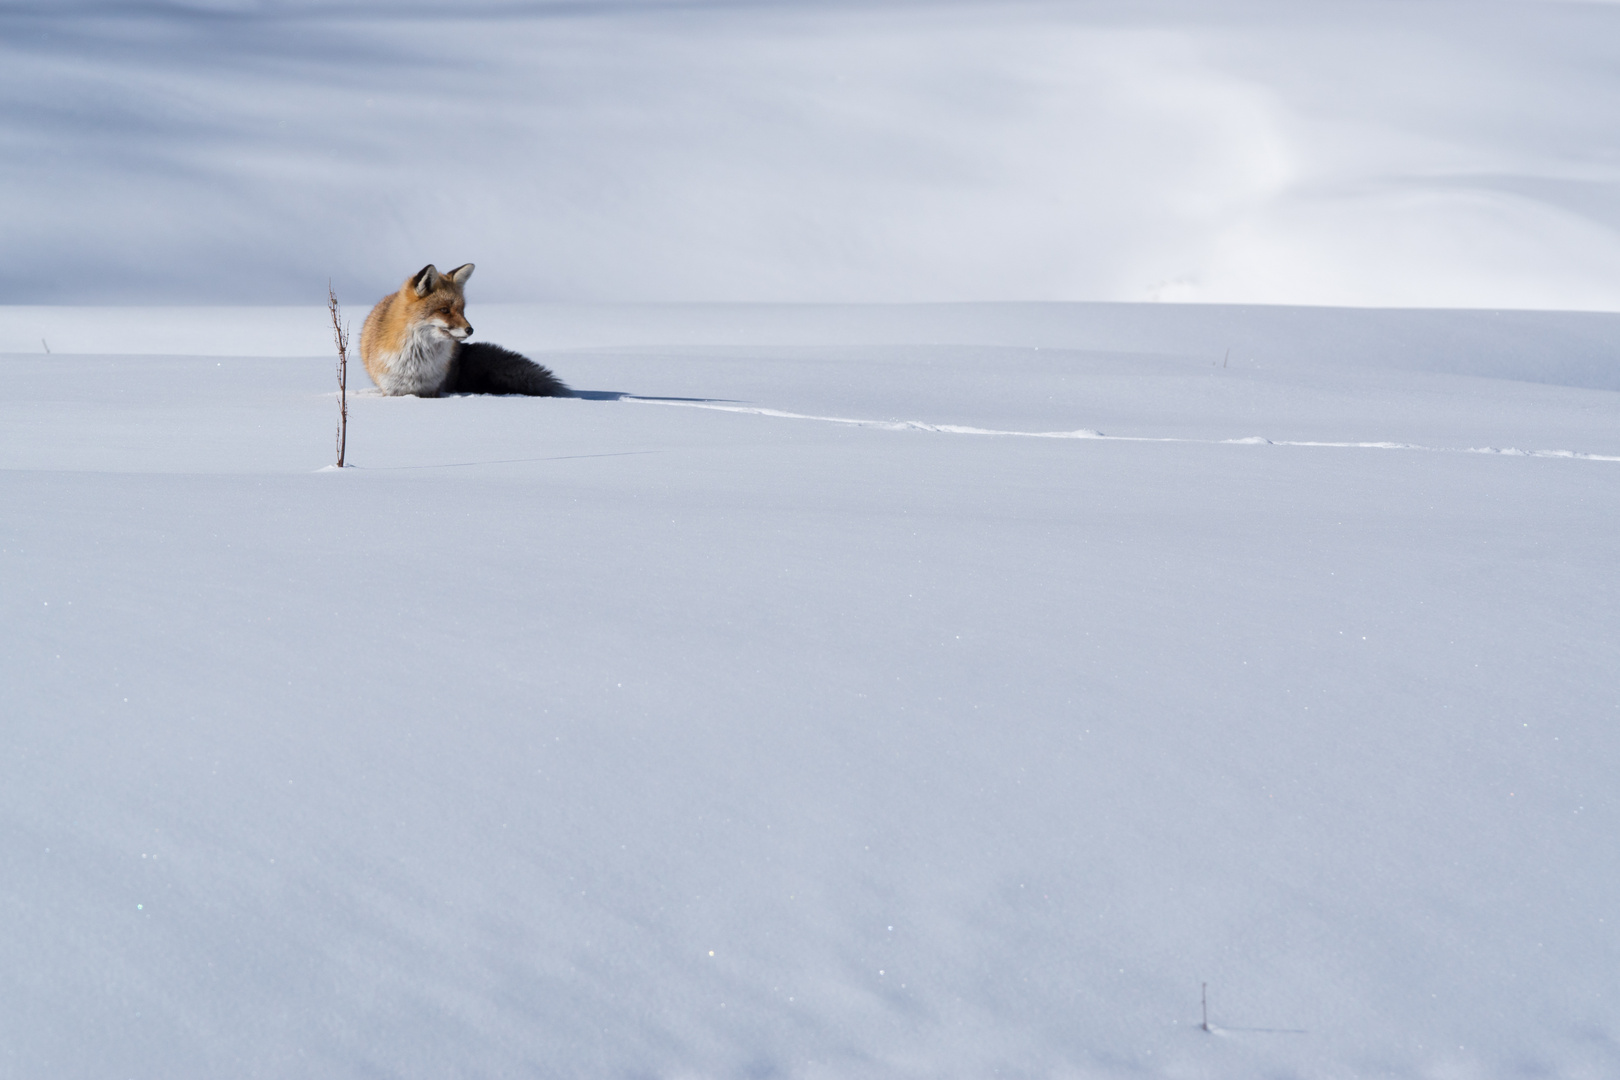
[448,263,474,285]
[410,264,440,297]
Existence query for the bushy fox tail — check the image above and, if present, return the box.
[447,342,571,396]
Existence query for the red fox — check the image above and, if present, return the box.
[359,263,568,397]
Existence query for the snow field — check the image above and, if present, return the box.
[2,303,1618,1077]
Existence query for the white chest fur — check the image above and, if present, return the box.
[374,324,456,396]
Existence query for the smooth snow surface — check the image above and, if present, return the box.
[5,0,1620,307]
[3,302,1618,1079]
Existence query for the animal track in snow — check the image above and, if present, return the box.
[621,397,1620,463]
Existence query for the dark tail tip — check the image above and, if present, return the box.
[448,341,570,396]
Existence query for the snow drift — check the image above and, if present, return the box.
[4,0,1620,308]
[3,301,1618,1078]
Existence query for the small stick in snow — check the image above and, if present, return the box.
[1202,982,1210,1032]
[42,338,50,354]
[328,282,349,468]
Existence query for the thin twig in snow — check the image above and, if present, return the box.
[328,282,349,467]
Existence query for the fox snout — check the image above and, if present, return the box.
[433,317,472,340]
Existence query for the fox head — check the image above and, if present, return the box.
[400,262,475,341]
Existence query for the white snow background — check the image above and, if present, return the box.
[6,0,1620,307]
[4,3,1620,1079]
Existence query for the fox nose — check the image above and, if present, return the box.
[462,325,474,337]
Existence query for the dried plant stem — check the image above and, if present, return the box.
[328,282,349,467]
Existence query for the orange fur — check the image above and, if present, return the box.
[359,263,475,396]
